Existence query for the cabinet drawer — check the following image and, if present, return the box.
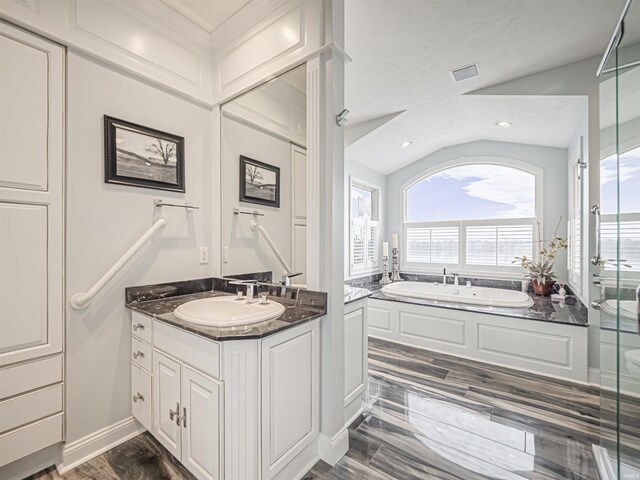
[132,337,152,372]
[0,413,63,467]
[132,363,152,431]
[0,355,63,400]
[131,311,153,344]
[154,321,220,379]
[0,384,63,433]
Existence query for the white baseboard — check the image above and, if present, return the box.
[56,417,145,474]
[588,367,601,386]
[318,428,349,466]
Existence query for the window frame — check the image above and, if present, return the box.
[400,156,544,278]
[349,177,382,277]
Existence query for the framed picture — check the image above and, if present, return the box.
[104,116,185,192]
[239,156,280,207]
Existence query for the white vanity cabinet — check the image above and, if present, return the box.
[129,310,320,480]
[343,299,368,425]
[153,351,222,480]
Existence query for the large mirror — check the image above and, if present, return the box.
[221,65,307,286]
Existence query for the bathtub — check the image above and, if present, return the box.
[381,281,534,308]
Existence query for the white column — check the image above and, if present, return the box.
[307,0,348,465]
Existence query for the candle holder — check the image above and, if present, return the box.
[391,247,403,282]
[379,256,392,285]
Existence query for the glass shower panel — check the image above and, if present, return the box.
[597,0,640,477]
[613,1,640,475]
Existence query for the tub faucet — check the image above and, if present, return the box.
[443,268,447,285]
[453,273,459,287]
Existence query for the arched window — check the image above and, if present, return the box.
[403,159,541,274]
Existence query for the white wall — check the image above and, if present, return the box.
[385,140,569,279]
[221,114,294,279]
[66,51,214,443]
[344,158,387,279]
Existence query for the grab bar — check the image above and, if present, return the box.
[591,204,602,266]
[70,217,168,309]
[250,220,293,275]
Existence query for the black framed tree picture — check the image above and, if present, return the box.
[104,116,185,192]
[239,155,280,207]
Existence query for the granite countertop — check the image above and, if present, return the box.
[346,273,588,327]
[344,286,373,305]
[125,277,327,341]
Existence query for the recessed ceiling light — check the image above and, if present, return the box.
[496,121,512,128]
[400,141,412,149]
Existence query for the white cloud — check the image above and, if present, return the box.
[428,164,536,218]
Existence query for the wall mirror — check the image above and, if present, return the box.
[221,64,307,287]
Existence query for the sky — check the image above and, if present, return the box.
[600,147,640,215]
[406,164,536,222]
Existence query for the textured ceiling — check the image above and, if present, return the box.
[345,0,627,175]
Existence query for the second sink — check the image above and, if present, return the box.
[174,296,285,327]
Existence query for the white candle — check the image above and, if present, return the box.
[382,242,389,257]
[392,234,398,249]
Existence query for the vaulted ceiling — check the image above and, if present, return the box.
[345,0,627,175]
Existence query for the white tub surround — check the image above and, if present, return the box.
[381,282,534,308]
[368,298,589,383]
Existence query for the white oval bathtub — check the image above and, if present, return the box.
[381,281,534,308]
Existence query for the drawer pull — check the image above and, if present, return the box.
[133,351,145,359]
[180,407,187,429]
[133,393,144,403]
[169,402,180,426]
[133,323,145,331]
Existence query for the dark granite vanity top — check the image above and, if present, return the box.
[125,277,327,341]
[344,286,373,305]
[347,273,588,327]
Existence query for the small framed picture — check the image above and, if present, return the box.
[239,155,280,208]
[104,116,185,192]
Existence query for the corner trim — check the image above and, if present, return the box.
[592,444,615,480]
[56,417,145,474]
[317,428,348,466]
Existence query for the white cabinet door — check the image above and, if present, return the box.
[0,22,64,367]
[181,366,222,480]
[153,351,181,458]
[261,323,319,479]
[344,306,367,405]
[131,363,152,431]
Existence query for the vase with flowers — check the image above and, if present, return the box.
[513,220,567,296]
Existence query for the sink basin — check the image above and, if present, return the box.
[174,296,285,327]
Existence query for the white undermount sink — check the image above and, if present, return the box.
[173,296,285,327]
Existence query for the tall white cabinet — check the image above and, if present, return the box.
[0,22,65,467]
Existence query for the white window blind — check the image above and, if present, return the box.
[466,225,533,267]
[406,226,459,264]
[350,219,380,273]
[602,217,640,272]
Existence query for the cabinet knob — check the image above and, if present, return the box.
[133,323,145,331]
[133,351,145,359]
[133,393,144,403]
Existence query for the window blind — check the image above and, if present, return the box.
[466,224,533,267]
[406,226,459,264]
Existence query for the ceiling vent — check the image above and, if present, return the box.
[451,63,479,82]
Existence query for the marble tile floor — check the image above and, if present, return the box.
[30,337,639,480]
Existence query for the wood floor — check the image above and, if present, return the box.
[30,337,639,480]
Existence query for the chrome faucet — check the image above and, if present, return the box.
[453,273,459,287]
[281,272,303,287]
[229,280,258,303]
[443,268,447,285]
